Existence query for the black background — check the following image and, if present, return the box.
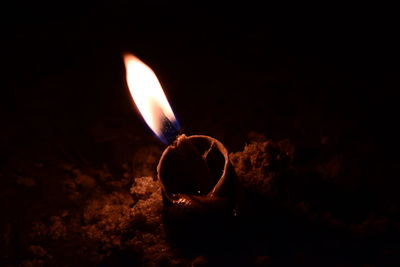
[3,2,399,149]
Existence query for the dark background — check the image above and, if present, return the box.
[1,2,400,266]
[3,3,399,150]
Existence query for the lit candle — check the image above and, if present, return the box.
[123,54,235,237]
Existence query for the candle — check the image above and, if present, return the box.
[123,54,236,237]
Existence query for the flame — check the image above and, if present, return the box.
[123,53,179,143]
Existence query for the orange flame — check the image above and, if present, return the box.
[123,54,179,142]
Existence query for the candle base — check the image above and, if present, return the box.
[157,134,236,240]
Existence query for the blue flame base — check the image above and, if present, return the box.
[159,118,180,144]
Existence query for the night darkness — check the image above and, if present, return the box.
[2,2,400,266]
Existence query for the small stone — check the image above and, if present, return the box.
[73,169,97,188]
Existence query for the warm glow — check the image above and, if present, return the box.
[123,53,179,143]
